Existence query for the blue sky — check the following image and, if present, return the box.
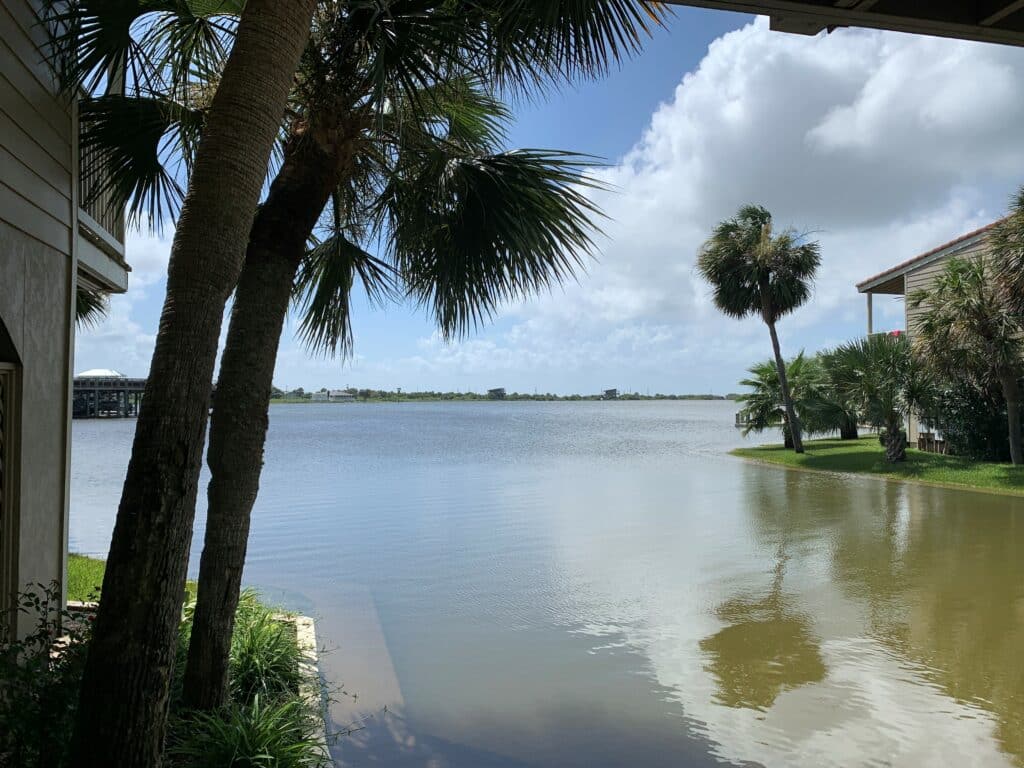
[76,8,1024,395]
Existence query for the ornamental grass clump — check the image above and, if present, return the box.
[169,696,326,768]
[228,590,302,704]
[170,590,325,767]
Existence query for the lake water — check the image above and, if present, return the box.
[70,401,1024,767]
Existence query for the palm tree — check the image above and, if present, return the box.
[186,99,608,711]
[698,205,820,453]
[63,0,668,717]
[738,352,857,447]
[822,334,930,463]
[992,185,1024,315]
[48,1,320,764]
[66,2,667,711]
[909,256,1024,465]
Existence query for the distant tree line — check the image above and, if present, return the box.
[270,386,741,402]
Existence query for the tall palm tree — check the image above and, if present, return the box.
[822,334,930,463]
[698,205,820,454]
[909,256,1024,465]
[183,1,666,711]
[47,1,319,764]
[186,99,607,712]
[70,1,669,712]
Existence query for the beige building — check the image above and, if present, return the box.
[856,221,1001,442]
[1,0,127,636]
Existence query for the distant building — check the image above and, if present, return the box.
[310,392,328,402]
[603,389,618,400]
[73,370,147,418]
[487,388,506,400]
[328,390,355,402]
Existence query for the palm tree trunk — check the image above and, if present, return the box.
[767,321,804,453]
[70,2,316,765]
[182,135,342,710]
[839,415,858,440]
[884,413,907,462]
[999,373,1023,466]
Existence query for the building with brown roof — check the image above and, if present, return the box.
[856,219,1003,446]
[856,220,1003,337]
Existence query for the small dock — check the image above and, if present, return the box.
[73,370,146,418]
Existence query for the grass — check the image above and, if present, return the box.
[732,435,1024,495]
[66,554,106,602]
[67,553,199,603]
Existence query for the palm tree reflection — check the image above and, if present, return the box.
[700,545,825,711]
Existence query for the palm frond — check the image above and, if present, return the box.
[473,0,671,93]
[388,148,606,338]
[293,195,397,358]
[42,0,241,99]
[990,185,1024,314]
[75,284,108,328]
[79,94,205,228]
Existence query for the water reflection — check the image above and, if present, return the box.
[827,483,1024,764]
[701,559,826,711]
[732,468,1024,766]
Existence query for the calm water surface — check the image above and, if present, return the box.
[71,401,1024,767]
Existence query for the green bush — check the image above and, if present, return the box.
[169,695,326,768]
[922,383,1011,462]
[0,584,90,767]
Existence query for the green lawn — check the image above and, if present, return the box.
[67,553,198,603]
[732,436,1024,495]
[66,554,107,602]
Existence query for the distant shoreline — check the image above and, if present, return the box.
[270,394,739,404]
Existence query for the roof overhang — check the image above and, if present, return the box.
[662,1,1024,47]
[859,273,904,295]
[856,222,1001,295]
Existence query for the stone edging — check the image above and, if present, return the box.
[286,613,331,761]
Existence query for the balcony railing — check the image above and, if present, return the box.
[78,134,125,249]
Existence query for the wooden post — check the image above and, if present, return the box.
[866,293,874,335]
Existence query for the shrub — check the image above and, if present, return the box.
[922,383,1011,462]
[0,584,90,768]
[169,695,326,768]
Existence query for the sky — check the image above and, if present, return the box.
[75,7,1024,396]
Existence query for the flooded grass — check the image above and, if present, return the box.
[733,436,1024,495]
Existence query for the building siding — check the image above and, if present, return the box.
[0,0,75,634]
[0,1,73,251]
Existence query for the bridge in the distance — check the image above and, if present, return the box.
[73,369,146,418]
[665,1,1024,47]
